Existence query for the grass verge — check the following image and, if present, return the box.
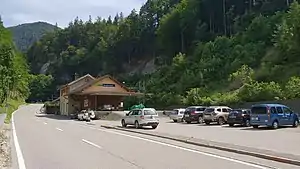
[0,99,25,124]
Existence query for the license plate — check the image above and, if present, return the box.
[185,115,189,117]
[230,115,236,118]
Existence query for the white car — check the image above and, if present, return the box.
[77,110,96,121]
[169,108,186,122]
[121,108,159,129]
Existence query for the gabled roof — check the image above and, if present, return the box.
[58,74,95,90]
[68,74,95,85]
[68,74,131,95]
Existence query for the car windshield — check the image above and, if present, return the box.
[196,107,206,111]
[186,107,196,112]
[251,106,267,114]
[144,109,157,115]
[204,108,214,112]
[171,110,179,115]
[229,110,243,114]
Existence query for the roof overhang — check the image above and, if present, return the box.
[74,91,144,96]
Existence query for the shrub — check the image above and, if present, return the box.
[237,81,282,102]
[183,88,211,105]
[284,76,300,99]
[210,91,241,106]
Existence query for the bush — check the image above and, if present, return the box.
[210,92,241,106]
[183,79,283,106]
[284,76,300,99]
[183,88,211,105]
[237,81,282,102]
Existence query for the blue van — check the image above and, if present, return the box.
[250,104,299,129]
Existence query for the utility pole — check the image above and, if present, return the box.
[223,0,227,36]
[143,81,146,105]
[287,0,293,6]
[138,81,141,104]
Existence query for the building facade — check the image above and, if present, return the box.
[59,74,95,115]
[59,74,142,115]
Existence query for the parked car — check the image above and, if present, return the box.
[121,108,159,129]
[169,108,186,122]
[183,106,206,124]
[70,112,78,119]
[77,110,96,121]
[227,109,251,127]
[250,104,299,129]
[162,110,173,116]
[203,106,232,125]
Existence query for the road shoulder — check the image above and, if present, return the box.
[0,124,12,169]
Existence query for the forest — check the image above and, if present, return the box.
[25,0,300,107]
[0,19,30,120]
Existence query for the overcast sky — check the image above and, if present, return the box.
[0,0,146,28]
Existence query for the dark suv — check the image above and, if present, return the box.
[183,106,206,124]
[227,109,251,127]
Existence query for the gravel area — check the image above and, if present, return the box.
[0,124,11,169]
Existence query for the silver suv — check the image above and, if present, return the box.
[121,108,159,129]
[203,106,232,125]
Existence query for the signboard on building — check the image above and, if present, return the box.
[84,99,89,107]
[98,83,116,87]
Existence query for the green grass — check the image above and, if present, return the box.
[0,99,25,124]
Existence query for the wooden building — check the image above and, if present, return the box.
[59,74,142,115]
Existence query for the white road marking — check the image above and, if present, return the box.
[12,112,27,169]
[56,127,63,131]
[82,139,102,149]
[84,125,270,169]
[43,122,47,125]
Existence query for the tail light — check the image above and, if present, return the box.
[140,115,144,119]
[191,111,196,115]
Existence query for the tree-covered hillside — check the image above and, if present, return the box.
[0,19,30,107]
[27,0,300,107]
[8,22,57,52]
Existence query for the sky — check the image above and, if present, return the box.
[0,0,146,28]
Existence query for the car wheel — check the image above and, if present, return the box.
[180,118,184,122]
[205,121,210,125]
[272,121,279,129]
[244,119,250,127]
[253,125,259,128]
[293,119,299,127]
[173,119,178,123]
[134,121,140,129]
[198,116,203,124]
[152,125,158,129]
[218,117,225,125]
[121,120,127,128]
[186,121,191,124]
[229,123,234,127]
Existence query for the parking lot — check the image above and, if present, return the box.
[97,116,300,158]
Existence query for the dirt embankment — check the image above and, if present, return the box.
[0,124,11,169]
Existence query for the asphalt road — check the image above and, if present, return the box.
[103,116,300,157]
[157,118,300,156]
[11,104,299,169]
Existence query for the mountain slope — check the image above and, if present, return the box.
[8,22,57,52]
[26,1,300,107]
